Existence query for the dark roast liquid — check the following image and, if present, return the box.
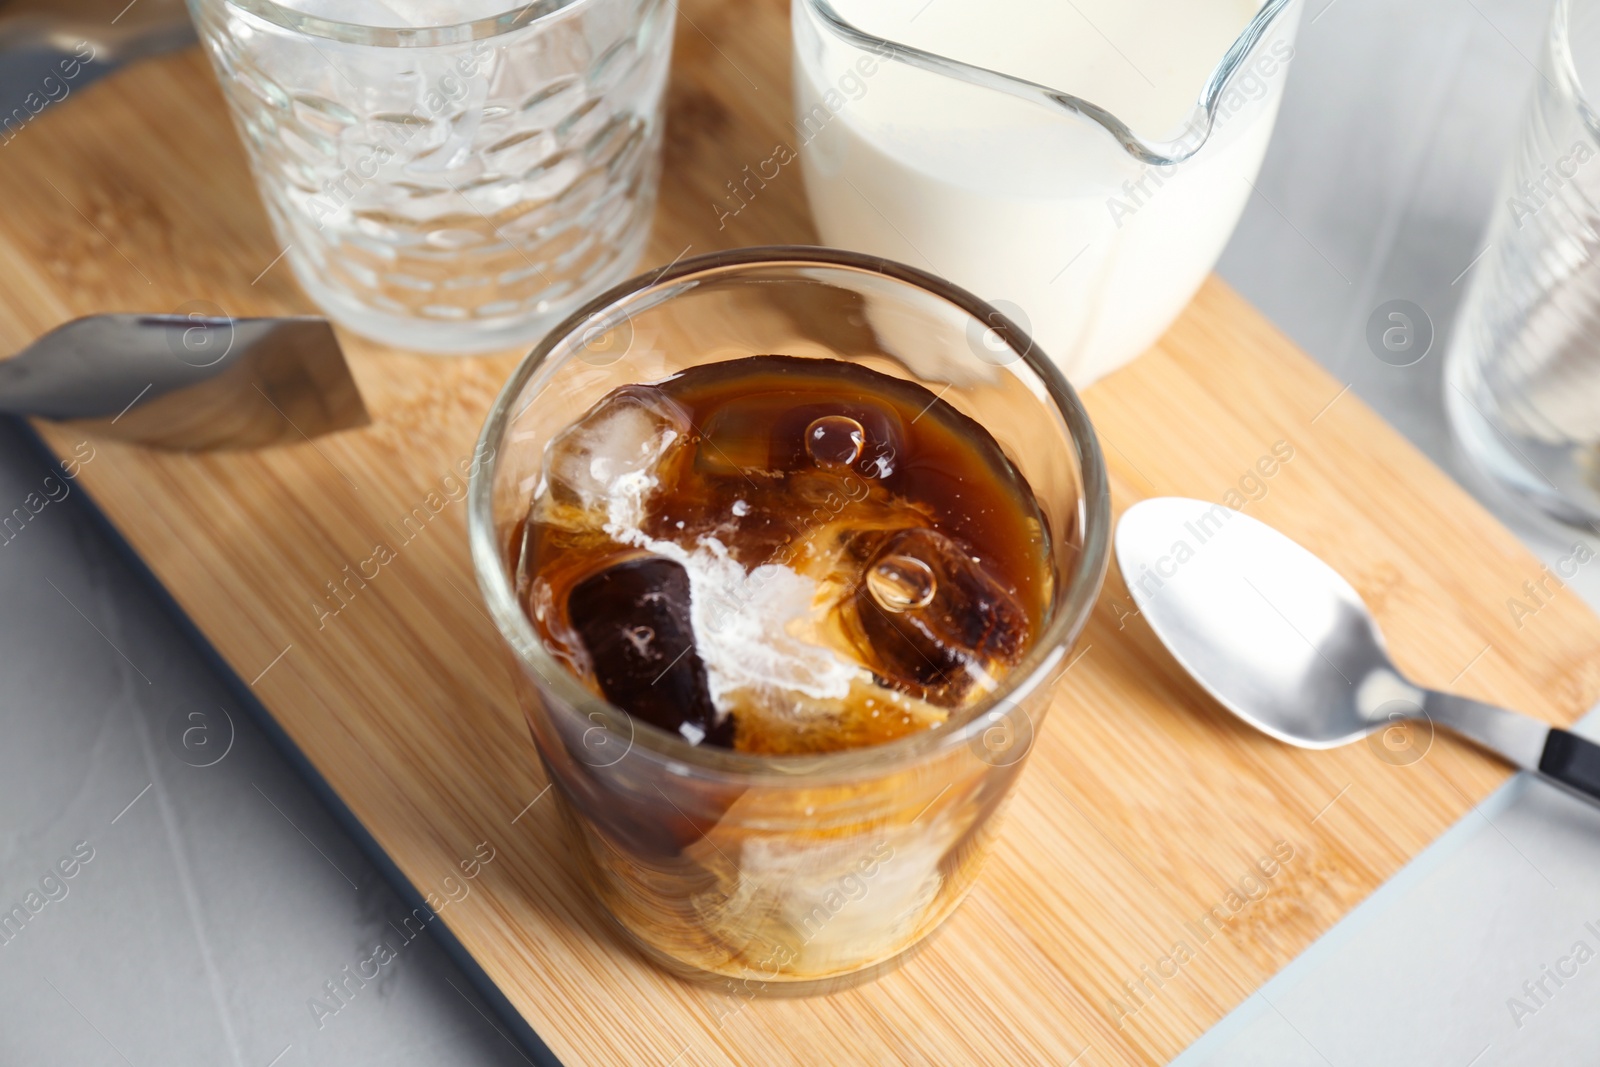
[517,355,1059,755]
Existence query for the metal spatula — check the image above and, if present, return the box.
[0,314,369,449]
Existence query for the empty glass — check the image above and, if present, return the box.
[188,0,675,353]
[1447,0,1600,531]
[469,248,1110,992]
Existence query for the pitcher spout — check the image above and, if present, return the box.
[804,0,1299,165]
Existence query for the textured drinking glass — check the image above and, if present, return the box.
[1447,0,1600,529]
[188,0,675,354]
[470,248,1110,992]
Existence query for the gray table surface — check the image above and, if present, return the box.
[5,0,1600,1063]
[0,414,552,1067]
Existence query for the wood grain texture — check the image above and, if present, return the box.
[5,2,1599,1063]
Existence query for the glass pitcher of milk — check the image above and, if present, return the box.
[792,0,1302,387]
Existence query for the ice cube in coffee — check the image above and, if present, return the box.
[518,354,1054,756]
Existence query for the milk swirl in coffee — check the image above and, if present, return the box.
[516,355,1055,754]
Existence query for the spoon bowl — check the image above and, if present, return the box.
[1116,497,1395,749]
[1115,497,1600,803]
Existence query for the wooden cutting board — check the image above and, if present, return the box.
[7,2,1600,1063]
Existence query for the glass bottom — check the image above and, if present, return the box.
[546,774,991,996]
[595,884,951,998]
[285,230,649,356]
[1447,383,1600,533]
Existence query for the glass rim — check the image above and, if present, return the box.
[1554,0,1600,143]
[799,0,1298,166]
[210,0,603,47]
[468,246,1111,783]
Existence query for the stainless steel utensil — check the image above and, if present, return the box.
[0,0,194,119]
[0,0,194,73]
[1115,496,1600,802]
[0,314,369,449]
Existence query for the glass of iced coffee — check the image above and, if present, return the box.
[470,247,1109,993]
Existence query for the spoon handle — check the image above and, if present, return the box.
[1429,692,1600,803]
[1426,693,1600,802]
[1538,729,1600,802]
[1423,691,1549,770]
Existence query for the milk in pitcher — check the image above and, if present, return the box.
[792,0,1299,386]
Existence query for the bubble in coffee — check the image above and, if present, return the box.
[516,355,1055,755]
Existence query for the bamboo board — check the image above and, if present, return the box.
[6,2,1600,1063]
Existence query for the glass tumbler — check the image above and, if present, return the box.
[469,247,1110,993]
[187,0,676,354]
[1446,0,1600,530]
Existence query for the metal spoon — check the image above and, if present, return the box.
[0,0,195,102]
[1115,496,1600,803]
[0,314,368,449]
